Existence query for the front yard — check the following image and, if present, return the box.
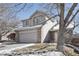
[0,42,79,56]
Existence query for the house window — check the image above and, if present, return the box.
[26,20,29,26]
[38,16,45,22]
[23,20,26,27]
[33,19,37,25]
[33,15,45,25]
[26,21,28,25]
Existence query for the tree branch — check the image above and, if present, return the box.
[73,22,79,30]
[65,20,79,34]
[15,4,27,13]
[10,4,27,18]
[64,3,78,25]
[14,3,22,7]
[66,10,79,27]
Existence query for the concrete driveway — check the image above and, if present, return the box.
[0,42,35,54]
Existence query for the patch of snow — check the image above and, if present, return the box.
[0,44,35,55]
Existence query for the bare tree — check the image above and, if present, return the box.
[57,3,79,52]
[0,4,21,40]
[40,3,79,52]
[56,4,65,52]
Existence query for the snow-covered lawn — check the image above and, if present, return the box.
[0,43,65,56]
[0,41,78,56]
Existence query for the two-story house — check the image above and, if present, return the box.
[15,10,74,43]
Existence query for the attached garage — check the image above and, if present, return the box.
[15,25,42,43]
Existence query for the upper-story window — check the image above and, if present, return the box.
[26,20,29,26]
[33,15,45,25]
[22,20,26,27]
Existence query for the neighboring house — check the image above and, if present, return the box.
[14,10,74,43]
[71,34,79,46]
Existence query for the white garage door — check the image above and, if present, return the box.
[19,30,38,43]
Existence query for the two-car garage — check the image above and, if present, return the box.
[15,25,41,43]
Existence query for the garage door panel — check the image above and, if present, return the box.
[19,30,38,42]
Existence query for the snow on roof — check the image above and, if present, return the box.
[51,22,74,31]
[6,31,15,36]
[14,25,42,31]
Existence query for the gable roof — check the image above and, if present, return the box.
[22,10,51,22]
[30,10,51,18]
